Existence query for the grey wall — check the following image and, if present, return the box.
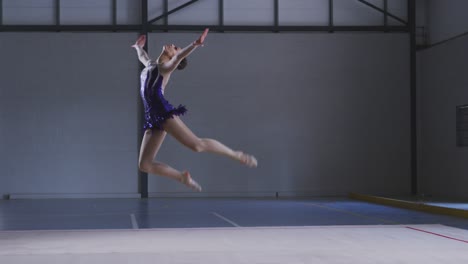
[418,34,468,199]
[146,33,411,197]
[0,32,410,198]
[0,33,139,198]
[427,0,468,45]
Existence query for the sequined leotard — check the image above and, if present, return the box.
[140,62,187,130]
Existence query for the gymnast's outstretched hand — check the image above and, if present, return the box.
[193,28,209,47]
[131,35,146,49]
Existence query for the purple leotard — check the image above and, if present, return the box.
[140,62,187,130]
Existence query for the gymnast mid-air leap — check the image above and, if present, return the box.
[132,29,257,192]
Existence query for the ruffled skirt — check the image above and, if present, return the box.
[143,93,187,130]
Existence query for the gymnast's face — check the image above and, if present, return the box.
[163,44,180,58]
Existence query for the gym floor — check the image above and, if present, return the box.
[1,198,467,263]
[1,197,467,230]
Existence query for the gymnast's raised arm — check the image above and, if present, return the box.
[131,35,151,66]
[158,28,209,74]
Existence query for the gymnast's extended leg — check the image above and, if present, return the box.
[163,116,257,167]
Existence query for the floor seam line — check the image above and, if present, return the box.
[212,212,241,227]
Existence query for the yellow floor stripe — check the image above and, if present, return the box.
[349,193,468,219]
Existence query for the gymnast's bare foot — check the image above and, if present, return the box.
[236,151,258,168]
[180,171,202,192]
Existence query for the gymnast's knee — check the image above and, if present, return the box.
[189,139,206,153]
[138,160,151,172]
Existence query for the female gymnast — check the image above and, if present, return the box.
[132,29,257,192]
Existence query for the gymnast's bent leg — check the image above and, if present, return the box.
[138,129,201,191]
